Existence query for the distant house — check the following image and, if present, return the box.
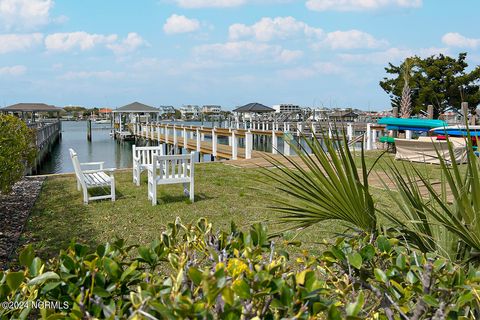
[180,105,200,120]
[99,108,113,119]
[158,106,176,118]
[272,104,301,114]
[328,110,359,122]
[233,102,274,121]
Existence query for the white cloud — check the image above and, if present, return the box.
[0,65,27,76]
[163,14,200,35]
[174,0,245,8]
[0,0,53,30]
[0,33,43,54]
[106,32,147,54]
[306,0,422,11]
[229,16,323,41]
[339,46,449,64]
[193,41,302,63]
[320,29,387,49]
[45,32,117,52]
[278,62,345,79]
[442,32,480,48]
[59,70,125,80]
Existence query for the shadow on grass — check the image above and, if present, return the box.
[156,193,214,205]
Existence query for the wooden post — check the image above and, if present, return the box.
[297,123,302,137]
[347,123,353,141]
[427,105,434,119]
[183,127,188,150]
[196,128,201,152]
[173,126,178,153]
[366,123,372,150]
[393,107,399,118]
[405,130,412,140]
[231,130,237,160]
[372,128,377,149]
[228,129,232,146]
[165,125,169,144]
[272,130,278,154]
[245,130,253,159]
[87,119,92,141]
[157,125,160,141]
[284,133,291,156]
[462,102,469,123]
[212,127,217,159]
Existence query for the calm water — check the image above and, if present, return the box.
[37,120,295,174]
[38,121,134,174]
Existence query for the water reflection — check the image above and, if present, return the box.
[38,121,134,174]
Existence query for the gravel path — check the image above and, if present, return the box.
[0,177,45,269]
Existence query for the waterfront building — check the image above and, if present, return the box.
[272,104,301,114]
[180,105,201,120]
[113,102,161,133]
[233,102,275,121]
[1,103,62,123]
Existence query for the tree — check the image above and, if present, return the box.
[380,53,480,118]
[399,58,413,118]
[0,114,36,193]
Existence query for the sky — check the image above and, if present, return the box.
[0,0,479,111]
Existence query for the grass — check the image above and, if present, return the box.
[20,150,453,259]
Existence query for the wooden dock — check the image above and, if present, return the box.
[28,121,62,174]
[128,121,387,161]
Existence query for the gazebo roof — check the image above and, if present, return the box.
[233,103,274,113]
[1,103,61,112]
[113,102,160,113]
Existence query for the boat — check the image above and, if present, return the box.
[430,125,480,137]
[378,118,447,131]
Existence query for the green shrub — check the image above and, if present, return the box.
[0,114,36,193]
[1,218,478,319]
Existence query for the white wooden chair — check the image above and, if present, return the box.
[69,148,116,204]
[132,144,165,186]
[147,152,195,206]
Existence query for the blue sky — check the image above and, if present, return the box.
[0,0,479,110]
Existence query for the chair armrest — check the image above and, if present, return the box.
[83,168,116,174]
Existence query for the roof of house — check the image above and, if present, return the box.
[113,102,160,113]
[329,111,359,118]
[233,102,274,113]
[99,108,113,113]
[1,103,61,112]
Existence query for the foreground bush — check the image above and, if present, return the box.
[0,114,36,193]
[1,218,479,319]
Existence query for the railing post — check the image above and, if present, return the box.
[272,130,278,155]
[297,123,302,137]
[165,125,169,144]
[231,130,238,160]
[196,128,201,152]
[372,128,378,149]
[245,130,253,159]
[183,127,188,150]
[157,125,160,142]
[405,130,412,140]
[347,123,353,141]
[173,126,178,153]
[212,127,217,158]
[284,132,291,156]
[228,129,232,146]
[366,123,372,151]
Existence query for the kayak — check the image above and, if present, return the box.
[430,125,480,137]
[384,125,431,132]
[378,117,448,129]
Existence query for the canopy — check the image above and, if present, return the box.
[233,103,274,113]
[113,102,160,113]
[1,103,61,112]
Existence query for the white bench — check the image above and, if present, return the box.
[69,148,116,204]
[132,144,165,186]
[147,152,195,206]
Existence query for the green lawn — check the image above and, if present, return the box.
[20,151,454,259]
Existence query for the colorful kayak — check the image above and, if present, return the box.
[384,125,431,132]
[378,118,447,129]
[430,125,480,137]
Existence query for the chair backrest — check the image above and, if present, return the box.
[69,148,85,186]
[151,152,195,180]
[133,144,165,166]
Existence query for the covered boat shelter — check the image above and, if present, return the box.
[1,103,62,123]
[112,102,161,137]
[233,102,274,121]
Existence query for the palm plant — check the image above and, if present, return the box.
[266,124,480,263]
[262,128,377,233]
